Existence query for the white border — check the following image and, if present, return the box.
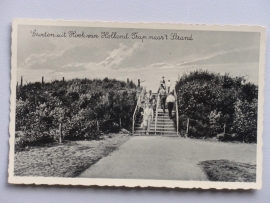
[9,19,266,189]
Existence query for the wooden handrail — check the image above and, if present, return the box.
[132,106,138,135]
[174,85,179,135]
[132,82,146,135]
[155,93,160,135]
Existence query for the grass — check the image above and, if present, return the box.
[14,134,130,177]
[199,160,256,182]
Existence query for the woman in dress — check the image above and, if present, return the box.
[143,102,154,135]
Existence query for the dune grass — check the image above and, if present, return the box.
[14,134,130,177]
[199,160,256,182]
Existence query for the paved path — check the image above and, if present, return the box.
[79,136,256,181]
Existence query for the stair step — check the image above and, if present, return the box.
[133,133,178,136]
[156,120,174,123]
[133,133,156,136]
[150,128,175,130]
[135,121,174,126]
[157,114,175,117]
[156,130,176,134]
[134,131,177,134]
[157,119,172,121]
[158,110,175,113]
[134,129,176,132]
[157,109,175,111]
[135,118,173,122]
[153,125,174,127]
[134,130,177,134]
[156,124,174,126]
[156,125,174,127]
[135,126,175,129]
[158,111,175,116]
[156,122,174,124]
[157,112,168,115]
[135,124,174,129]
[154,123,174,125]
[134,130,155,133]
[135,127,156,130]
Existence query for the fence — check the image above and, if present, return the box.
[132,81,147,134]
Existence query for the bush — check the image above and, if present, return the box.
[175,70,258,143]
[15,131,55,150]
[15,78,139,148]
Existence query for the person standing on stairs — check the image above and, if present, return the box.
[138,100,146,125]
[157,83,164,93]
[152,95,157,114]
[166,92,176,119]
[159,86,167,114]
[143,102,154,135]
[161,76,166,89]
[167,80,171,93]
[145,90,153,103]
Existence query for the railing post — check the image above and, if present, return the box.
[59,123,62,144]
[119,117,122,130]
[96,120,100,139]
[132,120,134,135]
[97,120,99,134]
[174,85,179,136]
[21,76,23,86]
[155,93,160,135]
[186,118,189,137]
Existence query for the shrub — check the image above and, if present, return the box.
[15,78,139,148]
[175,70,258,143]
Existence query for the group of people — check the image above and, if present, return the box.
[137,89,156,135]
[138,76,176,135]
[160,76,171,94]
[158,76,175,119]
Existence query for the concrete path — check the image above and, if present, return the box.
[79,136,256,181]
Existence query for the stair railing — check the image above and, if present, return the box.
[132,83,146,135]
[154,93,160,135]
[174,85,179,135]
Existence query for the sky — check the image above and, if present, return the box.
[17,25,261,91]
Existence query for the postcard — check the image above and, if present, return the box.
[9,19,265,189]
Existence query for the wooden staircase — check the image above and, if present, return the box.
[133,93,178,136]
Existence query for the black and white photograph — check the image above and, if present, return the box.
[9,20,265,189]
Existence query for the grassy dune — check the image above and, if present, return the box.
[199,160,256,182]
[14,134,130,177]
